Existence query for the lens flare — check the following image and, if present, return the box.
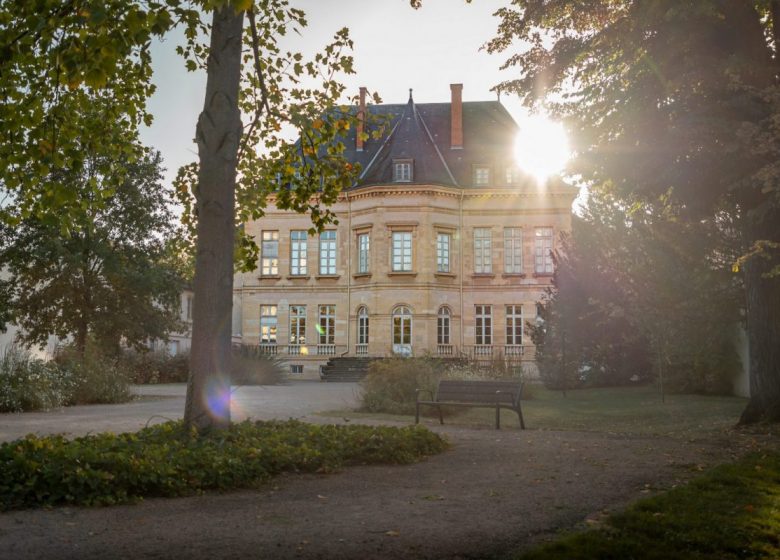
[315,323,325,335]
[514,115,571,183]
[204,378,231,420]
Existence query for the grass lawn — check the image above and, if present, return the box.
[322,384,748,437]
[516,450,780,559]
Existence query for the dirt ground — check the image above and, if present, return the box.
[0,423,772,560]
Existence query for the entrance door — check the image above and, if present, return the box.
[392,306,412,356]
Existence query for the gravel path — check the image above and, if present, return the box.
[0,419,766,560]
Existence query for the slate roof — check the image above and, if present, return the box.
[339,92,523,189]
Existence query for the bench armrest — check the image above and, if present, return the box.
[416,388,435,402]
[495,389,520,406]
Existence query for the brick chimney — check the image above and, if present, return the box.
[356,86,367,152]
[450,83,463,150]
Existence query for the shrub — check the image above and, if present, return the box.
[123,350,189,384]
[126,346,286,386]
[0,345,71,412]
[55,345,133,405]
[230,346,286,386]
[0,420,449,510]
[359,357,451,415]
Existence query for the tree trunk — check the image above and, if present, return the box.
[739,209,780,424]
[75,320,88,359]
[184,6,244,431]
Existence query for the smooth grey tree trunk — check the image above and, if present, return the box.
[184,6,244,430]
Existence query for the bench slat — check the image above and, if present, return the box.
[436,380,522,404]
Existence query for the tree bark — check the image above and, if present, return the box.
[739,208,780,424]
[184,6,244,431]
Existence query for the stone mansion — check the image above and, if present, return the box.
[233,84,576,379]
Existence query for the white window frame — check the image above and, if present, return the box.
[357,232,370,274]
[260,305,278,344]
[318,305,335,345]
[437,306,451,345]
[534,227,554,274]
[357,306,369,345]
[391,231,413,272]
[290,230,308,276]
[506,305,523,345]
[504,228,523,274]
[260,230,279,276]
[319,231,337,275]
[474,228,492,274]
[393,160,413,182]
[436,232,451,273]
[289,305,306,345]
[290,364,304,375]
[392,306,413,345]
[474,166,490,186]
[475,304,492,345]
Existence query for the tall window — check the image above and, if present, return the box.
[357,232,370,274]
[260,305,277,343]
[260,231,279,276]
[474,166,490,186]
[393,160,412,182]
[319,231,337,275]
[392,306,412,345]
[290,230,308,276]
[392,231,413,272]
[357,306,369,345]
[289,305,306,345]
[318,305,335,344]
[505,166,519,185]
[436,233,451,273]
[475,305,492,345]
[504,228,523,273]
[185,294,193,321]
[474,228,492,273]
[506,305,523,345]
[535,227,554,274]
[437,306,451,345]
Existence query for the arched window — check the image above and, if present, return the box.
[357,306,369,345]
[392,306,412,350]
[437,306,451,345]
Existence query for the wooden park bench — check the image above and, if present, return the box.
[415,379,525,430]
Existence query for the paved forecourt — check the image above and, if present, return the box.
[0,381,361,442]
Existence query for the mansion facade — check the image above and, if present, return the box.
[234,84,576,378]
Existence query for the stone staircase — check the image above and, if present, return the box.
[319,357,376,382]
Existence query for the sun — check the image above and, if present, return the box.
[514,115,571,183]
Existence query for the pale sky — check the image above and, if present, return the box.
[140,0,534,187]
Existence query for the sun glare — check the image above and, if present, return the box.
[514,115,571,183]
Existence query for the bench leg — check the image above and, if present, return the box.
[437,404,444,425]
[517,406,525,430]
[495,404,501,429]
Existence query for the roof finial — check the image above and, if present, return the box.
[408,88,413,102]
